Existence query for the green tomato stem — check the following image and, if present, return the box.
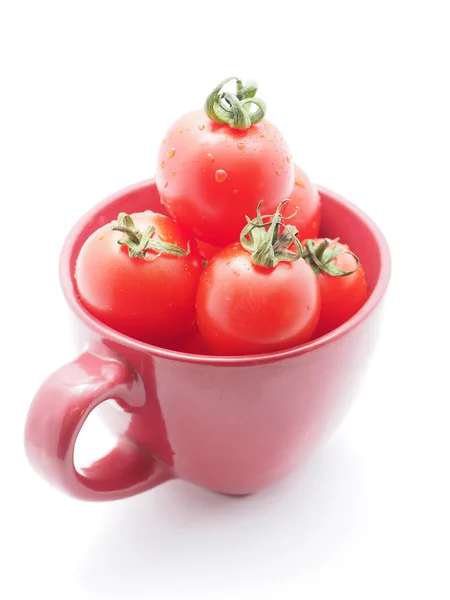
[111,213,190,260]
[240,201,303,268]
[303,239,360,276]
[204,76,267,130]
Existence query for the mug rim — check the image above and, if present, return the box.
[60,178,391,365]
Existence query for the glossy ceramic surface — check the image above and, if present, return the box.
[24,179,391,501]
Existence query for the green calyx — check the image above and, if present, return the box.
[240,200,303,268]
[111,213,190,259]
[204,76,267,130]
[303,238,359,276]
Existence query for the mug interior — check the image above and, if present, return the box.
[61,179,391,362]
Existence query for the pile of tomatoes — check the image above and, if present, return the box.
[75,77,368,356]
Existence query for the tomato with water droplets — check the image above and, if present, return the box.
[303,238,368,338]
[196,201,320,355]
[75,211,203,345]
[196,243,320,355]
[156,78,294,246]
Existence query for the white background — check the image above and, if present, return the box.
[1,1,449,598]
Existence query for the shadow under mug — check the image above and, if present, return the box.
[24,180,391,500]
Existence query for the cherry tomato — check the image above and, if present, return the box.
[304,238,368,337]
[75,211,203,345]
[196,200,320,356]
[281,163,321,239]
[196,243,320,355]
[156,77,294,246]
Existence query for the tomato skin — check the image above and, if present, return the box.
[281,164,321,239]
[311,238,368,338]
[75,211,203,345]
[196,244,320,356]
[156,109,294,246]
[194,238,224,265]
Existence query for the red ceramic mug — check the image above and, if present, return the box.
[24,179,391,501]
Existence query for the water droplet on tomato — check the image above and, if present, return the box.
[164,182,168,188]
[167,148,176,158]
[233,189,238,194]
[198,124,205,131]
[259,132,265,138]
[98,234,104,240]
[295,179,305,188]
[275,170,280,175]
[237,142,245,150]
[215,169,228,183]
[160,160,165,168]
[307,304,311,311]
[207,153,215,162]
[172,171,176,177]
[178,128,183,133]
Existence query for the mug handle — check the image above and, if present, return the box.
[24,343,172,501]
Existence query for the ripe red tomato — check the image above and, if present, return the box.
[196,243,320,355]
[196,199,320,356]
[281,163,321,239]
[75,211,203,345]
[304,238,368,338]
[156,78,294,246]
